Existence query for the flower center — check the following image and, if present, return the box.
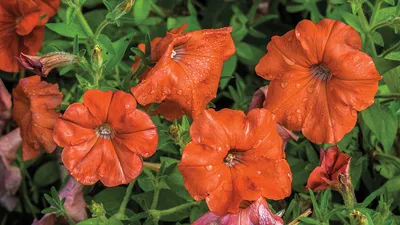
[310,63,332,81]
[95,124,115,139]
[224,151,242,167]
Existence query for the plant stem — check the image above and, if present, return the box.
[369,0,383,26]
[115,179,136,220]
[150,184,160,210]
[63,212,76,225]
[380,41,400,57]
[76,9,94,38]
[94,19,111,37]
[375,93,400,99]
[288,208,313,225]
[156,201,200,216]
[143,162,161,171]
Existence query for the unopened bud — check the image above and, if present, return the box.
[119,0,135,14]
[91,45,103,70]
[16,52,78,77]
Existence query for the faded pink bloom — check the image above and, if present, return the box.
[0,128,22,211]
[0,79,11,133]
[248,86,298,150]
[32,177,88,225]
[306,146,351,191]
[193,197,283,225]
[16,52,78,77]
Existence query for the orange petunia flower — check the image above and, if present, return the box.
[131,24,235,121]
[12,76,63,160]
[255,19,381,144]
[178,108,292,216]
[0,0,60,72]
[193,197,283,225]
[305,146,351,191]
[53,90,158,187]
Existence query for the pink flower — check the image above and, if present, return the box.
[248,86,298,150]
[32,177,88,225]
[193,197,284,225]
[0,128,22,211]
[306,146,351,191]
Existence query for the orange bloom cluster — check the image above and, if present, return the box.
[12,76,62,160]
[53,90,158,187]
[0,0,60,72]
[131,24,235,121]
[178,108,292,215]
[256,19,381,144]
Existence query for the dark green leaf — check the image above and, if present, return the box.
[33,162,60,187]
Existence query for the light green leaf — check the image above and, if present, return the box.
[46,23,88,38]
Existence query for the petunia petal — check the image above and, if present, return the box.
[97,138,144,187]
[189,109,231,151]
[83,90,113,123]
[305,166,330,191]
[62,135,100,185]
[234,157,292,201]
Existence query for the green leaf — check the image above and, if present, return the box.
[236,42,265,66]
[342,12,363,32]
[373,57,400,76]
[33,162,60,187]
[76,218,102,225]
[66,7,79,26]
[219,55,237,89]
[93,187,127,214]
[299,217,319,224]
[105,33,135,72]
[46,23,88,38]
[134,0,153,22]
[382,65,400,92]
[371,31,384,47]
[361,102,397,152]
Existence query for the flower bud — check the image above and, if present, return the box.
[16,52,78,77]
[91,45,103,70]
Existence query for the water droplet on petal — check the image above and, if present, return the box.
[193,195,202,201]
[280,82,288,88]
[205,165,213,171]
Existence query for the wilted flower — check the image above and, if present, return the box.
[131,24,235,121]
[0,80,12,133]
[0,128,22,211]
[12,76,63,160]
[17,52,78,77]
[53,90,158,187]
[193,197,284,225]
[178,108,292,216]
[255,19,381,144]
[32,177,88,225]
[0,0,60,72]
[248,86,298,150]
[306,146,351,191]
